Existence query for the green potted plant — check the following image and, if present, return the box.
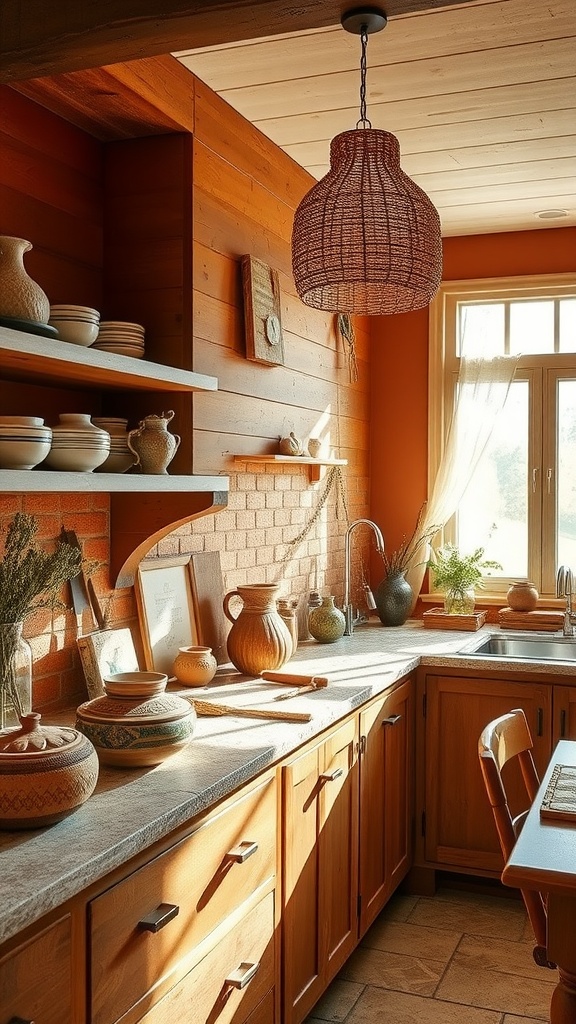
[428,544,501,614]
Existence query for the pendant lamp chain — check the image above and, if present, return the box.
[357,26,371,129]
[291,5,443,316]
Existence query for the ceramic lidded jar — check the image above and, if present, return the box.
[75,672,196,768]
[44,413,111,472]
[223,583,292,676]
[308,595,346,643]
[173,646,218,687]
[506,581,539,611]
[0,236,50,323]
[127,410,181,474]
[0,712,99,829]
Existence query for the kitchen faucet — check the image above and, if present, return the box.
[343,518,385,636]
[556,565,576,637]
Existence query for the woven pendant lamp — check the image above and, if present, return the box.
[291,6,442,316]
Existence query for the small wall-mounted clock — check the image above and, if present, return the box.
[241,254,286,366]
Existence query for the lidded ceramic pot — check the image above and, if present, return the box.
[0,236,50,323]
[506,581,539,611]
[75,672,196,767]
[308,595,346,643]
[0,712,99,829]
[44,413,111,472]
[223,583,292,676]
[127,410,181,474]
[173,646,218,687]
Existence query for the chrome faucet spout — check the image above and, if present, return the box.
[344,518,385,636]
[556,565,576,637]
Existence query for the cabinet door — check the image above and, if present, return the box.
[282,717,358,1024]
[423,674,551,873]
[0,915,73,1024]
[553,685,576,744]
[359,676,414,936]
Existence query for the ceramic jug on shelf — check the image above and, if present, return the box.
[223,583,292,676]
[127,410,180,474]
[0,235,50,324]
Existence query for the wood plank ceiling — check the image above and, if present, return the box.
[175,0,576,237]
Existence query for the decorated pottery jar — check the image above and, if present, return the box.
[75,672,196,768]
[173,646,218,687]
[308,595,346,643]
[0,712,99,830]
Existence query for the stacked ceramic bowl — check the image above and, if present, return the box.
[43,413,111,472]
[92,417,136,474]
[48,305,100,347]
[92,321,145,358]
[0,416,52,470]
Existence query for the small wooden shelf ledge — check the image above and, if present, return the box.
[233,454,347,483]
[0,327,218,393]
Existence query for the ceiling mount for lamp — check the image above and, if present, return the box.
[291,4,442,317]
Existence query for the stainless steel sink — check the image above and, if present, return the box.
[466,634,576,661]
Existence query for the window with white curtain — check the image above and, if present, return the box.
[429,274,576,599]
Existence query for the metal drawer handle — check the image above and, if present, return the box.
[225,961,260,990]
[320,767,344,783]
[9,1018,34,1024]
[226,840,259,863]
[382,714,402,726]
[137,902,180,933]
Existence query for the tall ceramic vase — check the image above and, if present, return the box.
[375,571,414,627]
[0,236,50,323]
[223,583,292,676]
[127,411,181,474]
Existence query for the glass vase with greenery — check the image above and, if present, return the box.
[0,513,82,727]
[428,544,501,614]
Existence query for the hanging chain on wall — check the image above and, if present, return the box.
[275,466,350,574]
[337,313,359,383]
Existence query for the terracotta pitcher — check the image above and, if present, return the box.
[223,583,292,676]
[127,410,180,474]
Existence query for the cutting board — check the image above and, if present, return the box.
[189,551,228,664]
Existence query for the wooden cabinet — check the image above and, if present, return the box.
[0,915,75,1024]
[417,670,552,875]
[358,676,414,936]
[552,684,576,744]
[90,774,276,1024]
[282,716,359,1024]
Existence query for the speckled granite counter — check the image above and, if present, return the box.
[1,618,574,945]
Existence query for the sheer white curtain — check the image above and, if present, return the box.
[407,347,520,603]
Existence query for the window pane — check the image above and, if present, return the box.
[559,299,576,353]
[457,381,528,578]
[510,300,554,354]
[557,380,576,567]
[458,303,504,357]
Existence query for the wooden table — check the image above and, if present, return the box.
[502,739,576,1024]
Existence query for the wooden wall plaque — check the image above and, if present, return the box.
[241,254,285,366]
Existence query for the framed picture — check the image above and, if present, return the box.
[135,555,199,675]
[77,628,140,700]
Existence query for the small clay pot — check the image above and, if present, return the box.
[0,713,99,829]
[173,646,217,687]
[506,581,539,612]
[308,596,346,644]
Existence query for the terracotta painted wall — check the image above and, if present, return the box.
[0,65,371,714]
[369,226,576,593]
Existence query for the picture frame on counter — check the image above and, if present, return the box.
[77,627,140,699]
[135,554,199,675]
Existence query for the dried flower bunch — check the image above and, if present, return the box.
[380,503,441,577]
[0,512,82,624]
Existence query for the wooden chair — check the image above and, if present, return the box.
[478,708,555,969]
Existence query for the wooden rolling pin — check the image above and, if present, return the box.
[260,671,329,688]
[190,698,312,723]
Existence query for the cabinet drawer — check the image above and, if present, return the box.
[139,891,275,1024]
[90,775,276,1024]
[0,915,72,1024]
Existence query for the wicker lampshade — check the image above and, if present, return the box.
[292,127,442,316]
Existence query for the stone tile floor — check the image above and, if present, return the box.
[305,885,556,1023]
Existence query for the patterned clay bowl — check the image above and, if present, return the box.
[76,683,196,768]
[0,712,99,829]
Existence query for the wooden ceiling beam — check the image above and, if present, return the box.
[1,0,482,84]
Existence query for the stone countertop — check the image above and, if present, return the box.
[1,619,574,946]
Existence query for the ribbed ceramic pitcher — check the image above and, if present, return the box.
[223,583,292,676]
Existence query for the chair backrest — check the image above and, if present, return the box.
[478,709,547,952]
